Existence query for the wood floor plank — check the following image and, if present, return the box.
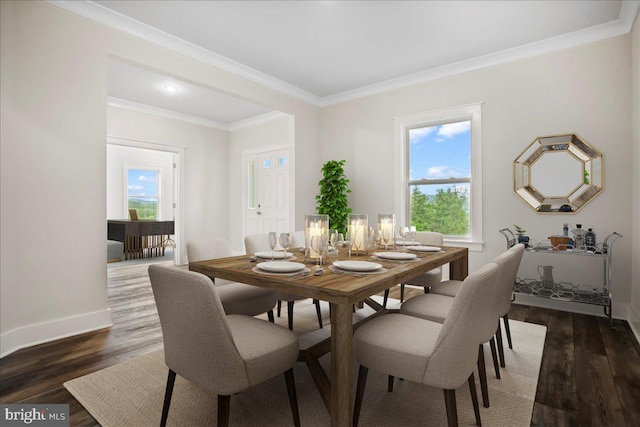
[531,402,577,426]
[1,260,638,427]
[575,350,626,426]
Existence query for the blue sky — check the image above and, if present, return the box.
[409,120,471,194]
[127,169,158,198]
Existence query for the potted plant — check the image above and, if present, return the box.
[316,160,352,235]
[513,224,529,247]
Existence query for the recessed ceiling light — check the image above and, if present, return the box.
[164,85,178,93]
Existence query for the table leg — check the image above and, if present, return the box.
[450,250,469,281]
[330,303,353,427]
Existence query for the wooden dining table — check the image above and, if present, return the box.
[190,245,468,427]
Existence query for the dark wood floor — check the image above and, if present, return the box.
[1,261,639,426]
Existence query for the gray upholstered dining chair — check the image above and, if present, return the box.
[148,265,301,427]
[429,244,525,368]
[383,231,443,307]
[244,233,323,330]
[187,238,277,320]
[399,247,524,408]
[353,262,501,427]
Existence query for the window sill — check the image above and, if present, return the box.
[444,239,485,252]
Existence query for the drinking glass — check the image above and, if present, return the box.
[345,233,354,259]
[329,229,339,255]
[409,226,417,243]
[382,228,392,250]
[399,226,409,246]
[311,235,327,268]
[268,232,277,260]
[279,233,292,261]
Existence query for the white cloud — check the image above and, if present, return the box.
[409,126,437,143]
[437,121,470,138]
[139,175,156,182]
[426,165,466,179]
[128,184,144,191]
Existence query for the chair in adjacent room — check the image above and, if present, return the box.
[187,238,277,320]
[353,262,501,427]
[148,265,300,427]
[244,233,323,330]
[383,231,444,307]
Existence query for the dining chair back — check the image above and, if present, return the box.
[244,233,324,330]
[148,265,300,427]
[353,262,501,427]
[186,238,277,318]
[383,231,443,307]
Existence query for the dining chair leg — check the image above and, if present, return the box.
[467,373,481,426]
[314,299,323,328]
[477,344,489,408]
[383,289,389,308]
[160,369,176,427]
[495,323,506,368]
[267,309,274,323]
[353,365,369,427]
[217,394,230,427]
[489,337,501,379]
[388,375,394,392]
[400,284,405,302]
[503,314,513,349]
[287,301,295,330]
[277,300,282,317]
[284,368,301,427]
[443,388,458,427]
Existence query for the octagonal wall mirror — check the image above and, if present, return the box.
[514,134,603,213]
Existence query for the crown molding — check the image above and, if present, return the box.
[47,0,322,105]
[51,0,639,108]
[107,97,231,130]
[108,97,287,131]
[320,1,640,106]
[228,111,290,131]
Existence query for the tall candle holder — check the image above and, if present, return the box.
[304,214,329,260]
[378,213,395,250]
[348,214,368,255]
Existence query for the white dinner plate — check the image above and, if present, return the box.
[394,240,420,246]
[257,261,305,273]
[333,260,382,272]
[254,251,294,259]
[373,251,418,260]
[406,245,441,252]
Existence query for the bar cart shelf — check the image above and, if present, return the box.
[500,228,622,324]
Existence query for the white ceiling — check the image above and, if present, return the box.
[53,0,638,127]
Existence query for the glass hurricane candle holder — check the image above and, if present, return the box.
[348,214,368,255]
[305,214,329,259]
[378,214,395,250]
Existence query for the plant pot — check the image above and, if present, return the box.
[518,235,530,248]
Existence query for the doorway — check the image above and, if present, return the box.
[107,137,184,265]
[244,146,291,236]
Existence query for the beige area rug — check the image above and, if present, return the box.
[65,298,546,426]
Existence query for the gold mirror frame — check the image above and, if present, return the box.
[514,134,603,213]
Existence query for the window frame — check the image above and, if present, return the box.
[394,103,484,251]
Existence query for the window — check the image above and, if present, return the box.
[395,103,483,249]
[127,169,160,220]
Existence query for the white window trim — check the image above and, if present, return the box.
[394,103,484,252]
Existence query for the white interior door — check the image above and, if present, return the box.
[245,148,290,235]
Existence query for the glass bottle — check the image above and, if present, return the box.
[585,228,596,252]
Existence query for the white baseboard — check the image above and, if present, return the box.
[0,309,112,359]
[628,304,640,345]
